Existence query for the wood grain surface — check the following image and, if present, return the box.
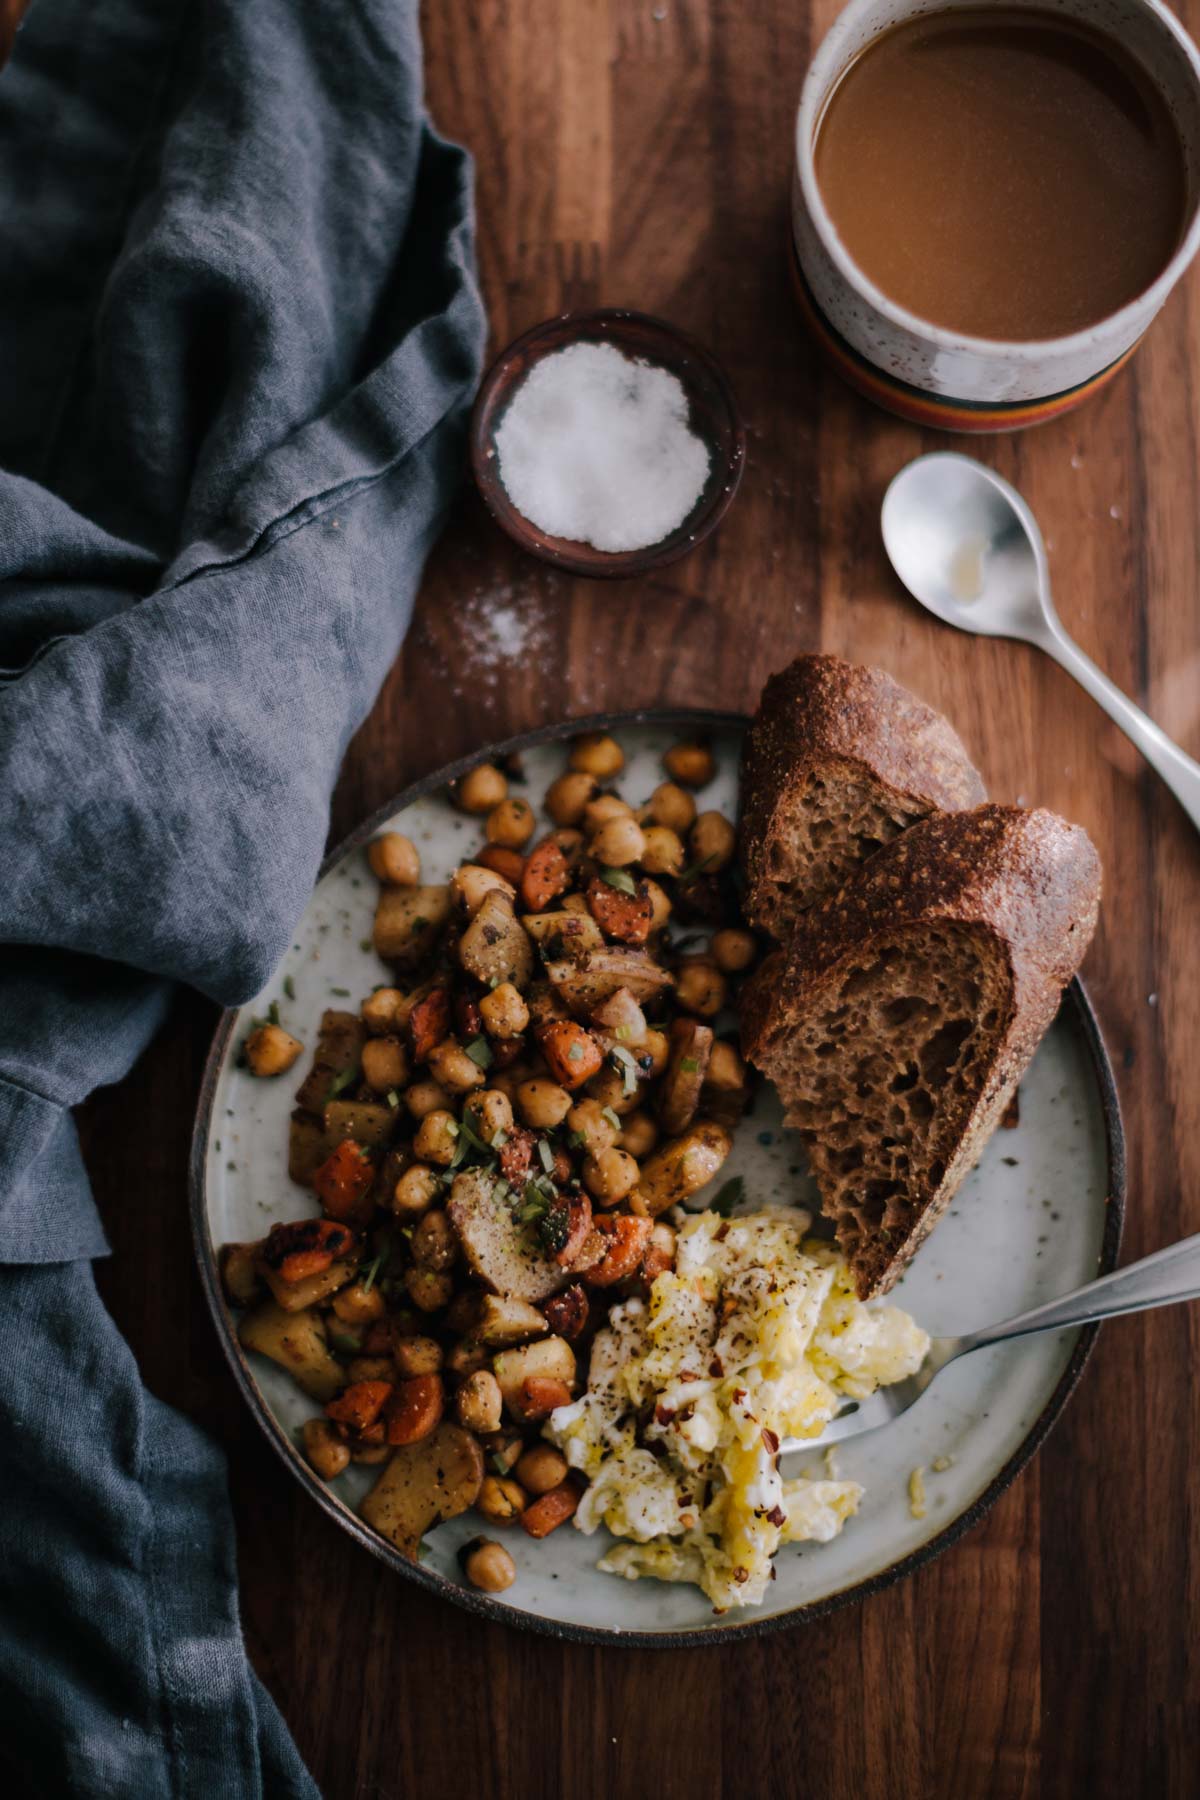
[81,2,1200,1795]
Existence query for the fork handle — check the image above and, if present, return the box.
[960,1233,1200,1353]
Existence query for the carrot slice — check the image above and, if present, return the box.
[384,1373,445,1446]
[582,1214,652,1288]
[325,1379,393,1433]
[518,1376,573,1420]
[259,1217,356,1284]
[313,1138,376,1225]
[520,839,571,912]
[408,985,452,1065]
[536,1020,603,1090]
[548,1191,593,1268]
[520,1481,581,1538]
[585,875,654,945]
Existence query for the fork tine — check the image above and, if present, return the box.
[779,1381,917,1456]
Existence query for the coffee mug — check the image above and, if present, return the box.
[792,0,1200,430]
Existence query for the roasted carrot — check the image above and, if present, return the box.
[312,1138,376,1225]
[520,1480,581,1538]
[325,1379,393,1434]
[259,1217,356,1284]
[520,839,571,912]
[384,1373,445,1446]
[536,1019,603,1090]
[582,1214,652,1287]
[407,985,452,1065]
[585,875,654,945]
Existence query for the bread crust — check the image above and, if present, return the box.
[740,805,1101,1295]
[739,654,986,931]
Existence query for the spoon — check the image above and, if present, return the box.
[782,1230,1200,1456]
[881,452,1200,835]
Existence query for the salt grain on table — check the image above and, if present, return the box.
[494,341,710,553]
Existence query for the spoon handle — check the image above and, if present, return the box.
[958,1232,1200,1353]
[1042,624,1200,834]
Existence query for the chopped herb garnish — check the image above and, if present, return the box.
[328,1066,358,1099]
[490,1452,513,1476]
[567,1041,584,1061]
[329,1328,361,1355]
[464,1035,493,1069]
[330,987,351,997]
[678,852,718,884]
[537,1138,555,1173]
[386,1088,400,1110]
[711,1177,744,1218]
[601,865,637,895]
[267,1000,281,1026]
[614,1023,635,1041]
[601,1106,622,1130]
[567,1129,588,1151]
[283,975,296,1001]
[360,938,372,953]
[608,1043,640,1096]
[679,1057,699,1074]
[361,1240,393,1293]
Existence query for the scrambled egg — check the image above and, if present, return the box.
[546,1206,928,1609]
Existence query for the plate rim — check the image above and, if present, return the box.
[189,707,1126,1648]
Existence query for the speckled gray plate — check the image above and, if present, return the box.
[190,713,1124,1645]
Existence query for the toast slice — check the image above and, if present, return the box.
[740,806,1101,1297]
[740,654,986,935]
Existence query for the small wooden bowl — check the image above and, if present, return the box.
[469,308,746,579]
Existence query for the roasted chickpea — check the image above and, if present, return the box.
[586,1065,642,1115]
[458,763,507,814]
[445,1337,490,1377]
[244,1024,303,1078]
[589,815,646,868]
[346,1355,394,1383]
[455,1369,503,1434]
[688,811,736,872]
[675,959,727,1018]
[544,770,597,826]
[404,1265,454,1312]
[639,825,685,876]
[486,796,536,849]
[393,1334,444,1377]
[427,1037,488,1095]
[361,987,404,1034]
[405,1078,451,1120]
[582,1146,639,1205]
[548,826,585,869]
[392,1163,440,1221]
[591,986,647,1046]
[706,1039,746,1090]
[569,732,624,778]
[514,1443,569,1496]
[711,927,757,973]
[479,981,529,1039]
[515,1078,573,1129]
[451,862,516,917]
[583,792,633,835]
[566,1096,618,1157]
[361,1035,409,1092]
[461,1089,512,1147]
[488,1070,519,1103]
[643,878,672,933]
[618,1110,658,1158]
[664,741,715,788]
[647,780,697,833]
[302,1418,351,1481]
[413,1108,460,1165]
[331,1281,387,1325]
[367,832,420,886]
[461,1537,516,1593]
[637,1027,671,1078]
[412,1208,457,1271]
[476,1475,528,1525]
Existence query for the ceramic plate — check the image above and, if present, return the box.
[191,713,1124,1645]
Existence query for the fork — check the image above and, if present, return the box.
[781,1231,1200,1456]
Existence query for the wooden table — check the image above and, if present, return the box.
[82,3,1200,1794]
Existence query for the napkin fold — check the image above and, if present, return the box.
[0,0,485,1791]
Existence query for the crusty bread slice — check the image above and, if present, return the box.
[740,806,1100,1298]
[740,654,986,935]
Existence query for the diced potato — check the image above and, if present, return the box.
[446,1168,567,1303]
[657,1018,713,1137]
[373,884,452,968]
[545,948,673,1016]
[261,1254,360,1314]
[492,1336,577,1421]
[323,1097,396,1150]
[359,1424,485,1558]
[632,1121,732,1217]
[294,1010,365,1114]
[521,909,604,960]
[238,1301,345,1401]
[288,1109,331,1186]
[458,889,534,990]
[474,1294,551,1347]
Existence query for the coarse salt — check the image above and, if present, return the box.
[494,341,710,553]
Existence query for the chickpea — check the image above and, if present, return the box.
[643,879,672,933]
[675,959,728,1018]
[458,762,507,814]
[331,1281,387,1325]
[515,1444,569,1496]
[351,1441,391,1466]
[413,1108,460,1165]
[566,1097,618,1157]
[302,1418,350,1481]
[582,1147,639,1205]
[446,1337,490,1377]
[515,1078,573,1130]
[405,1078,451,1120]
[456,1369,503,1434]
[392,1162,441,1218]
[664,741,715,788]
[476,1475,527,1526]
[488,1070,519,1103]
[479,981,529,1039]
[591,986,647,1046]
[711,927,757,973]
[347,1355,394,1383]
[451,862,516,917]
[404,1265,454,1312]
[464,1087,514,1145]
[587,1065,642,1116]
[706,1039,746,1091]
[244,1023,303,1078]
[412,1209,458,1272]
[583,793,634,835]
[618,1110,658,1158]
[462,1537,517,1594]
[689,810,737,872]
[569,732,624,778]
[548,826,584,868]
[393,1334,444,1377]
[486,796,536,849]
[545,770,597,826]
[589,815,646,868]
[367,832,420,886]
[647,780,697,833]
[639,825,685,877]
[637,1027,671,1078]
[427,1036,488,1094]
[361,987,404,1034]
[361,1035,410,1092]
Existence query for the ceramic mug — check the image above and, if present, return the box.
[792,0,1200,430]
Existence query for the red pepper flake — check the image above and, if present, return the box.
[766,1505,786,1527]
[761,1427,781,1456]
[678,1370,700,1383]
[655,1404,676,1426]
[733,1566,750,1585]
[732,1388,747,1406]
[708,1356,724,1378]
[714,1222,730,1242]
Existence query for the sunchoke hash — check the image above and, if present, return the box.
[222,734,762,1592]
